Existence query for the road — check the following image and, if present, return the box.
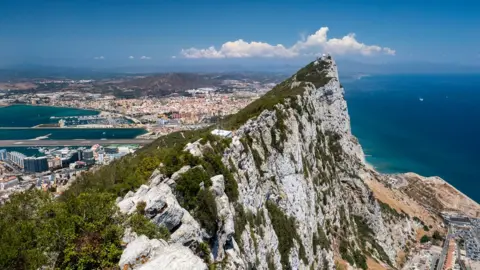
[0,139,154,147]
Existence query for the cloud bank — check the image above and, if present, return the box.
[140,56,152,60]
[93,56,105,60]
[181,27,395,59]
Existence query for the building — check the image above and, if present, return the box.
[211,129,233,138]
[7,151,27,168]
[24,156,49,173]
[48,157,62,169]
[104,147,118,154]
[0,149,7,161]
[0,176,19,190]
[82,149,95,165]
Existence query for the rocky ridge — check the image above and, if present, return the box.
[116,56,478,270]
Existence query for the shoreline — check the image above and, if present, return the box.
[363,155,480,206]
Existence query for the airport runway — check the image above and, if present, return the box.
[0,139,154,147]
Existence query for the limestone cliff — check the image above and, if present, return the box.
[116,56,433,270]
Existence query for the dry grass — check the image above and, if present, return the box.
[367,257,389,270]
[396,250,407,267]
[363,173,443,231]
[334,258,349,270]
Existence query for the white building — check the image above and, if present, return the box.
[211,129,233,138]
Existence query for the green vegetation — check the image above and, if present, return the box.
[267,252,276,270]
[0,191,124,270]
[221,59,331,130]
[378,201,406,220]
[432,230,443,241]
[420,235,431,243]
[353,216,392,266]
[266,201,307,269]
[251,148,264,176]
[176,166,212,210]
[127,214,170,240]
[0,59,334,269]
[234,204,247,249]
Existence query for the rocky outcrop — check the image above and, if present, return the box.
[118,183,185,231]
[211,56,415,269]
[117,56,428,269]
[119,235,207,270]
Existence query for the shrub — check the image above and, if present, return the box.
[195,189,218,236]
[234,205,247,248]
[420,235,430,243]
[266,201,306,269]
[136,201,147,215]
[175,167,211,210]
[221,59,331,131]
[128,214,170,240]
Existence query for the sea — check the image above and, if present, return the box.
[342,74,480,203]
[0,105,146,150]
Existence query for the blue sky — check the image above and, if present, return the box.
[0,0,479,68]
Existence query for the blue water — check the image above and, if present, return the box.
[343,74,480,203]
[0,105,146,140]
[0,105,99,127]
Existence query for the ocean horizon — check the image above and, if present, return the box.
[343,73,480,203]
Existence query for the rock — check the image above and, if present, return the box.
[171,166,191,182]
[117,183,184,231]
[119,235,206,270]
[149,171,165,187]
[170,209,202,246]
[210,175,225,197]
[118,235,167,270]
[122,228,138,245]
[136,244,207,270]
[184,140,204,157]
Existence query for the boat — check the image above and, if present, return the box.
[419,98,424,101]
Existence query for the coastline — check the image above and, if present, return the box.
[364,155,480,210]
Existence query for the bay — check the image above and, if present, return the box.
[0,105,146,140]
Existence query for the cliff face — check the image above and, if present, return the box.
[117,57,420,270]
[219,57,415,269]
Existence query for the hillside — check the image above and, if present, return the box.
[116,73,220,96]
[0,56,478,270]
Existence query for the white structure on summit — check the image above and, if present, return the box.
[211,129,232,138]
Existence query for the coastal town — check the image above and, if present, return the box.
[0,144,140,202]
[0,78,274,138]
[0,76,273,202]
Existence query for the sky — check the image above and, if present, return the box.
[0,0,479,70]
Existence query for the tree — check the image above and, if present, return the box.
[420,235,431,243]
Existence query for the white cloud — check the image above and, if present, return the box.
[171,55,177,59]
[94,56,105,60]
[129,56,134,59]
[180,27,395,58]
[140,56,151,60]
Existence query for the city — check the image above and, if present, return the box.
[0,77,277,139]
[0,144,140,202]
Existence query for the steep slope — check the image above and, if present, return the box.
[117,56,419,270]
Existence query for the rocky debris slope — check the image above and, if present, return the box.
[384,172,480,218]
[116,56,423,269]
